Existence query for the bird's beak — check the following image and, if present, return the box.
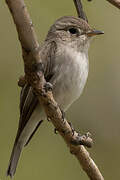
[86,30,104,37]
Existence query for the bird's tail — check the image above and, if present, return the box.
[6,119,43,177]
[6,142,22,178]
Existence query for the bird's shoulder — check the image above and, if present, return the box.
[40,40,57,79]
[17,40,57,139]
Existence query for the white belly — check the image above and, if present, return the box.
[51,46,89,111]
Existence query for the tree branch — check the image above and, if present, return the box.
[106,0,120,9]
[5,0,104,180]
[73,0,88,21]
[88,0,120,9]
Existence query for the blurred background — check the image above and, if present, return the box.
[0,0,120,179]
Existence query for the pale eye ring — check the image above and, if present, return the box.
[68,28,79,35]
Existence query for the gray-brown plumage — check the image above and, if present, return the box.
[7,16,103,177]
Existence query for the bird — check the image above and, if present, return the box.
[7,16,103,177]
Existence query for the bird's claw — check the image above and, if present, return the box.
[44,82,53,92]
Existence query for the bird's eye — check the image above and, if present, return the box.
[68,28,78,35]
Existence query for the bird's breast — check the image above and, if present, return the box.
[51,46,89,111]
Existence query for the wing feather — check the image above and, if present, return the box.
[17,41,57,140]
[7,40,57,177]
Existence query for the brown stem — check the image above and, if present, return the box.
[73,0,88,21]
[88,0,120,9]
[106,0,120,9]
[5,0,104,180]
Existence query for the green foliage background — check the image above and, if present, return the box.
[0,0,120,179]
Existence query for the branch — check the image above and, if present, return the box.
[73,0,88,21]
[88,0,120,9]
[106,0,120,9]
[5,0,104,180]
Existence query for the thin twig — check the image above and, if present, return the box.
[106,0,120,9]
[73,0,88,21]
[88,0,120,9]
[5,0,104,180]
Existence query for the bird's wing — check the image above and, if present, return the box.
[7,41,57,177]
[17,40,57,143]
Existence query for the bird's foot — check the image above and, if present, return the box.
[44,82,53,92]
